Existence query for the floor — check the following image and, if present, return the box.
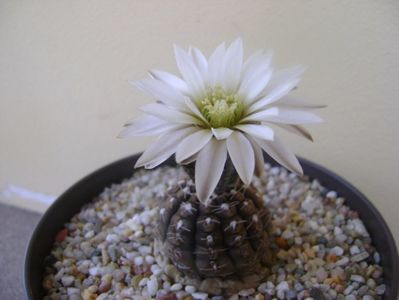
[0,203,41,299]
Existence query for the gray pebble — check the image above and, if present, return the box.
[192,292,209,299]
[376,284,386,295]
[170,283,183,291]
[350,274,365,283]
[350,245,360,255]
[61,276,75,287]
[238,288,255,296]
[352,252,369,262]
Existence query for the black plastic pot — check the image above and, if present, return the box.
[24,154,399,299]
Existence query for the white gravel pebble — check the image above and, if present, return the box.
[276,281,289,291]
[238,288,255,296]
[139,277,148,287]
[185,285,197,293]
[133,256,144,265]
[282,230,294,240]
[147,275,158,296]
[170,283,183,291]
[145,255,155,264]
[335,256,350,266]
[67,287,80,295]
[192,292,209,299]
[350,245,361,255]
[138,245,152,255]
[376,284,386,295]
[150,264,162,275]
[330,246,344,256]
[350,274,365,283]
[326,191,337,198]
[105,233,120,243]
[352,219,369,237]
[61,275,75,287]
[88,267,100,276]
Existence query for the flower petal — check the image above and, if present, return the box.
[140,103,201,125]
[275,95,327,109]
[247,77,301,113]
[261,107,324,124]
[254,135,303,175]
[174,45,205,98]
[246,135,265,177]
[175,129,213,163]
[226,131,255,185]
[119,116,183,137]
[180,152,199,165]
[135,127,196,168]
[240,50,273,99]
[195,139,227,203]
[241,107,279,123]
[132,79,186,108]
[238,69,273,104]
[211,127,233,140]
[149,70,189,94]
[223,38,243,92]
[207,42,226,86]
[190,47,208,78]
[274,124,313,141]
[234,124,274,141]
[184,97,209,125]
[242,50,273,82]
[265,65,306,93]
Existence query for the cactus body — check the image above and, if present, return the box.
[155,179,273,294]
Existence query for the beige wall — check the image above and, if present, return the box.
[1,1,398,245]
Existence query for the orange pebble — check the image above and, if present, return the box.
[326,253,338,263]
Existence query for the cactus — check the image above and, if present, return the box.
[154,163,274,294]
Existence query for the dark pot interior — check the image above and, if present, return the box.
[24,154,399,299]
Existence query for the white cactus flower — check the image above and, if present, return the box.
[120,38,324,203]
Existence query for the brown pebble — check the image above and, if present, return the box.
[335,284,344,293]
[275,237,289,250]
[101,248,109,265]
[55,228,68,243]
[42,276,53,290]
[324,276,342,285]
[133,263,152,275]
[81,289,97,300]
[158,293,178,300]
[304,248,315,258]
[98,279,112,293]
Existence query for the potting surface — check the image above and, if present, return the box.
[42,165,387,299]
[0,203,41,300]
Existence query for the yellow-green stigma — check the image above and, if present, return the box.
[199,87,245,128]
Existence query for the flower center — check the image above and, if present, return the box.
[199,87,245,128]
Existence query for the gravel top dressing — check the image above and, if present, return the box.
[43,164,385,300]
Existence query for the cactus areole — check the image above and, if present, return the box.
[120,38,324,295]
